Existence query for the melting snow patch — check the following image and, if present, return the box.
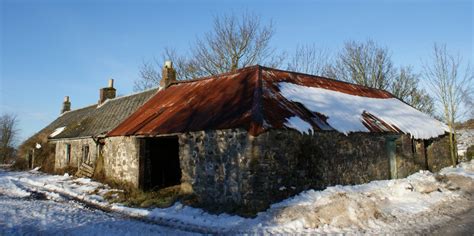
[284,116,313,134]
[278,82,449,139]
[49,126,66,138]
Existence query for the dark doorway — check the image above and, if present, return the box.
[385,136,398,179]
[142,136,181,190]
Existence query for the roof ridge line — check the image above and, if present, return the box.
[60,87,158,116]
[258,66,393,95]
[167,65,262,87]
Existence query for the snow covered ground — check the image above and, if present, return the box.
[457,128,474,158]
[1,161,473,235]
[0,170,193,235]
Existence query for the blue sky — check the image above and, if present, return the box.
[1,0,472,143]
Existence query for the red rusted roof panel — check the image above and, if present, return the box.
[107,66,398,137]
[108,67,261,136]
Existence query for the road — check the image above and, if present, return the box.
[431,202,474,236]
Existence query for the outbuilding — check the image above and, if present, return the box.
[103,64,451,212]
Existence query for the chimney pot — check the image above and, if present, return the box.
[108,79,114,88]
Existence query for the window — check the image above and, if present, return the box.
[82,145,90,164]
[65,144,71,164]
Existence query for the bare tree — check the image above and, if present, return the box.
[423,43,474,166]
[326,40,395,90]
[0,113,19,163]
[287,44,330,76]
[133,48,197,91]
[192,12,278,74]
[134,12,282,91]
[390,66,434,114]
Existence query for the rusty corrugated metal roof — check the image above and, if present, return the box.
[107,65,398,137]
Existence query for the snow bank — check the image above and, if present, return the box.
[279,82,449,139]
[440,160,474,179]
[2,160,473,234]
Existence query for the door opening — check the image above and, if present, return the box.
[143,136,181,190]
[386,136,398,179]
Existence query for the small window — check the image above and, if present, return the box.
[82,145,90,164]
[65,144,71,164]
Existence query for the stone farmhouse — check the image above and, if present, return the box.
[43,80,157,175]
[36,63,451,212]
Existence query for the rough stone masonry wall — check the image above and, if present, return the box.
[179,129,397,213]
[177,129,452,214]
[102,136,141,187]
[178,129,252,212]
[394,136,428,178]
[53,138,98,170]
[426,134,452,172]
[246,130,394,212]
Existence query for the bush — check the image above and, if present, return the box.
[92,153,106,182]
[104,184,189,209]
[466,145,474,161]
[11,157,29,170]
[16,129,56,173]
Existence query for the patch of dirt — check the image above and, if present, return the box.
[27,191,48,201]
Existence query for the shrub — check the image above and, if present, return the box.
[92,153,106,182]
[11,157,29,170]
[104,184,189,209]
[16,129,56,173]
[466,145,474,161]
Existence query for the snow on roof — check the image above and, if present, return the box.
[284,116,313,135]
[108,65,448,139]
[279,82,449,139]
[49,126,66,138]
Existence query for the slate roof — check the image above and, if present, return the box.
[107,65,412,137]
[46,88,157,140]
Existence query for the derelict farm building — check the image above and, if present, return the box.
[39,64,451,213]
[46,80,157,176]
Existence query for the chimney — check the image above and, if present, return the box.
[160,61,177,88]
[98,79,116,105]
[61,96,71,114]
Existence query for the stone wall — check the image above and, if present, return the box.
[178,129,251,212]
[178,129,452,214]
[245,130,393,212]
[179,129,395,213]
[394,136,429,178]
[53,138,98,170]
[426,134,452,172]
[102,136,141,187]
